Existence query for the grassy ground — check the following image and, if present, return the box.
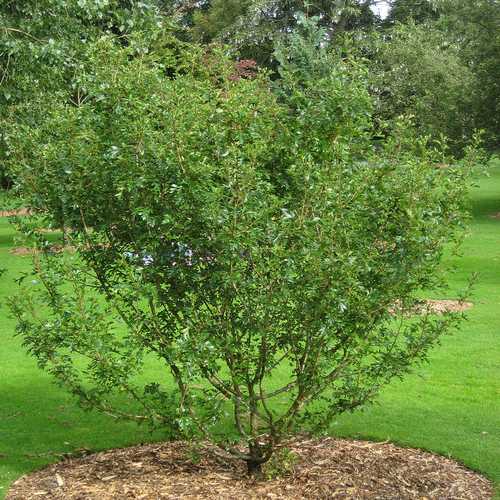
[1,161,499,498]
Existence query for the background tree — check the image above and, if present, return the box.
[435,0,500,148]
[190,0,380,66]
[362,22,476,150]
[190,0,252,42]
[384,0,500,148]
[10,21,476,475]
[0,0,173,189]
[386,0,440,24]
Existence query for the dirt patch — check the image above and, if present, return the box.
[390,299,473,316]
[6,438,492,499]
[489,212,500,220]
[9,247,36,256]
[0,208,30,217]
[422,299,473,314]
[10,245,75,256]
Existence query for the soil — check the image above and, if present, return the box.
[10,245,75,256]
[0,208,30,217]
[489,212,500,220]
[390,299,473,316]
[6,438,492,499]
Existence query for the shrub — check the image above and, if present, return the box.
[10,23,475,475]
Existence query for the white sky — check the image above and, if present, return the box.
[371,1,391,19]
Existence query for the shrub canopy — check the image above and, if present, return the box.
[9,22,476,473]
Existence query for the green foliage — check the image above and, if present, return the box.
[190,0,379,66]
[191,0,252,42]
[386,0,440,24]
[9,22,477,474]
[0,0,165,97]
[188,0,499,147]
[0,188,21,210]
[0,0,173,188]
[361,22,476,151]
[382,0,500,149]
[435,0,500,148]
[262,446,299,479]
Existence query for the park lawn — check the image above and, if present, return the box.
[332,159,500,496]
[0,160,499,498]
[0,220,166,499]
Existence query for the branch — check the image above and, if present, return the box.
[2,27,44,43]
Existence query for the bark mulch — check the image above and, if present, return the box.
[0,208,30,217]
[9,247,36,256]
[10,245,75,256]
[6,438,492,499]
[420,299,473,314]
[390,299,473,316]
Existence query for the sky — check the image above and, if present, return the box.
[371,1,391,19]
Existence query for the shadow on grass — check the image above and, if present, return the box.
[470,195,500,219]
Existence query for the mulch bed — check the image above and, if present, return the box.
[9,246,75,256]
[9,247,36,256]
[6,438,492,499]
[0,208,30,217]
[390,299,473,316]
[420,299,473,314]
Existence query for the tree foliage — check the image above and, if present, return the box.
[386,0,440,24]
[0,0,170,187]
[363,22,476,150]
[435,0,500,148]
[190,0,379,66]
[178,0,500,146]
[9,20,477,474]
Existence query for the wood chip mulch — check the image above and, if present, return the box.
[9,247,35,256]
[9,245,75,256]
[390,299,473,316]
[6,438,492,499]
[420,299,473,314]
[0,208,30,217]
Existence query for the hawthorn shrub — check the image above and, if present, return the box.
[10,24,478,475]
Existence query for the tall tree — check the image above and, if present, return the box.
[437,0,500,147]
[190,0,380,65]
[386,0,440,24]
[363,21,477,150]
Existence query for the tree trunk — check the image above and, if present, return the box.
[247,441,265,477]
[246,459,263,477]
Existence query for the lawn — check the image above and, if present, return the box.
[1,160,499,499]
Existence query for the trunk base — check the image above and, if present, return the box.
[246,460,263,478]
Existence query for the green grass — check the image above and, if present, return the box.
[0,221,165,498]
[332,159,500,495]
[1,160,499,498]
